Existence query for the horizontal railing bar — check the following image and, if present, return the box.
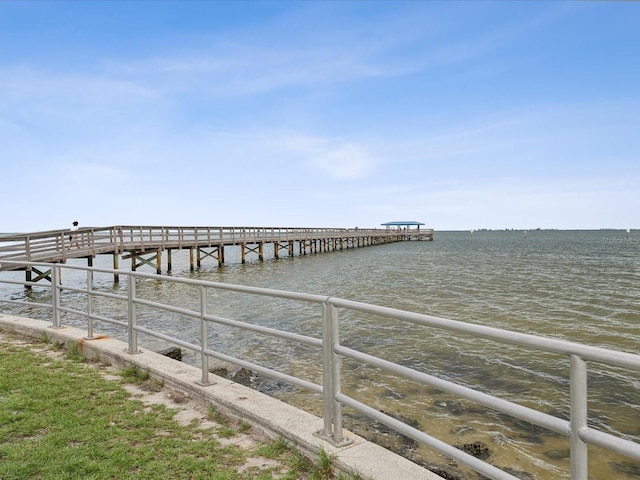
[0,278,40,287]
[61,289,127,309]
[329,297,640,370]
[130,270,328,304]
[580,426,640,462]
[58,286,89,295]
[135,325,201,352]
[86,290,128,303]
[335,344,570,436]
[133,323,323,394]
[132,296,322,348]
[336,393,520,480]
[58,305,92,318]
[56,303,127,329]
[89,313,127,328]
[0,298,52,310]
[202,313,323,348]
[133,297,200,319]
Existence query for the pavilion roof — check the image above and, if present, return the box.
[380,221,425,226]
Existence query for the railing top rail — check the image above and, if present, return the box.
[327,296,640,370]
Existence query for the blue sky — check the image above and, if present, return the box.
[1,1,639,232]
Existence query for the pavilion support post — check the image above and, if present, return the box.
[241,244,246,264]
[189,248,195,271]
[167,249,172,272]
[197,248,202,268]
[289,241,294,257]
[273,242,279,259]
[156,250,162,274]
[258,242,264,261]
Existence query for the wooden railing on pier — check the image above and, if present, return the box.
[0,225,434,274]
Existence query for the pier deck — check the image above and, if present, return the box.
[0,225,434,276]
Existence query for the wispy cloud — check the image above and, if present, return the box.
[0,66,155,109]
[269,133,377,180]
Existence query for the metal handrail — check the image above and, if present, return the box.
[0,259,638,480]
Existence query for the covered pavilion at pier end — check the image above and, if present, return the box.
[380,221,433,240]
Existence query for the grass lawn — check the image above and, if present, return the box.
[0,333,360,480]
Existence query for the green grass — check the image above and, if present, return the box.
[254,437,363,480]
[120,364,150,383]
[0,335,364,480]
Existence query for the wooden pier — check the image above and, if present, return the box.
[0,225,433,282]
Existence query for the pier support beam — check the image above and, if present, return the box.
[196,246,224,268]
[126,250,162,274]
[241,243,264,263]
[113,254,120,283]
[24,266,52,289]
[272,241,294,258]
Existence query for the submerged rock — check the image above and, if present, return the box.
[210,366,229,377]
[544,449,570,460]
[610,461,640,477]
[156,346,182,361]
[505,468,535,480]
[212,366,298,395]
[455,441,491,460]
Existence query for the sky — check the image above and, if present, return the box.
[1,1,639,232]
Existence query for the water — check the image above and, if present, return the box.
[2,229,639,479]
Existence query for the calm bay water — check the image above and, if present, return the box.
[2,229,639,479]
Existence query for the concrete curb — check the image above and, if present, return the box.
[0,314,443,480]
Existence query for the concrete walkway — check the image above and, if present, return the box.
[0,314,443,480]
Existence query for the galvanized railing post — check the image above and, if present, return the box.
[317,299,352,446]
[126,272,140,354]
[320,301,335,439]
[51,264,61,328]
[85,268,95,339]
[197,285,212,386]
[328,301,349,445]
[570,354,588,479]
